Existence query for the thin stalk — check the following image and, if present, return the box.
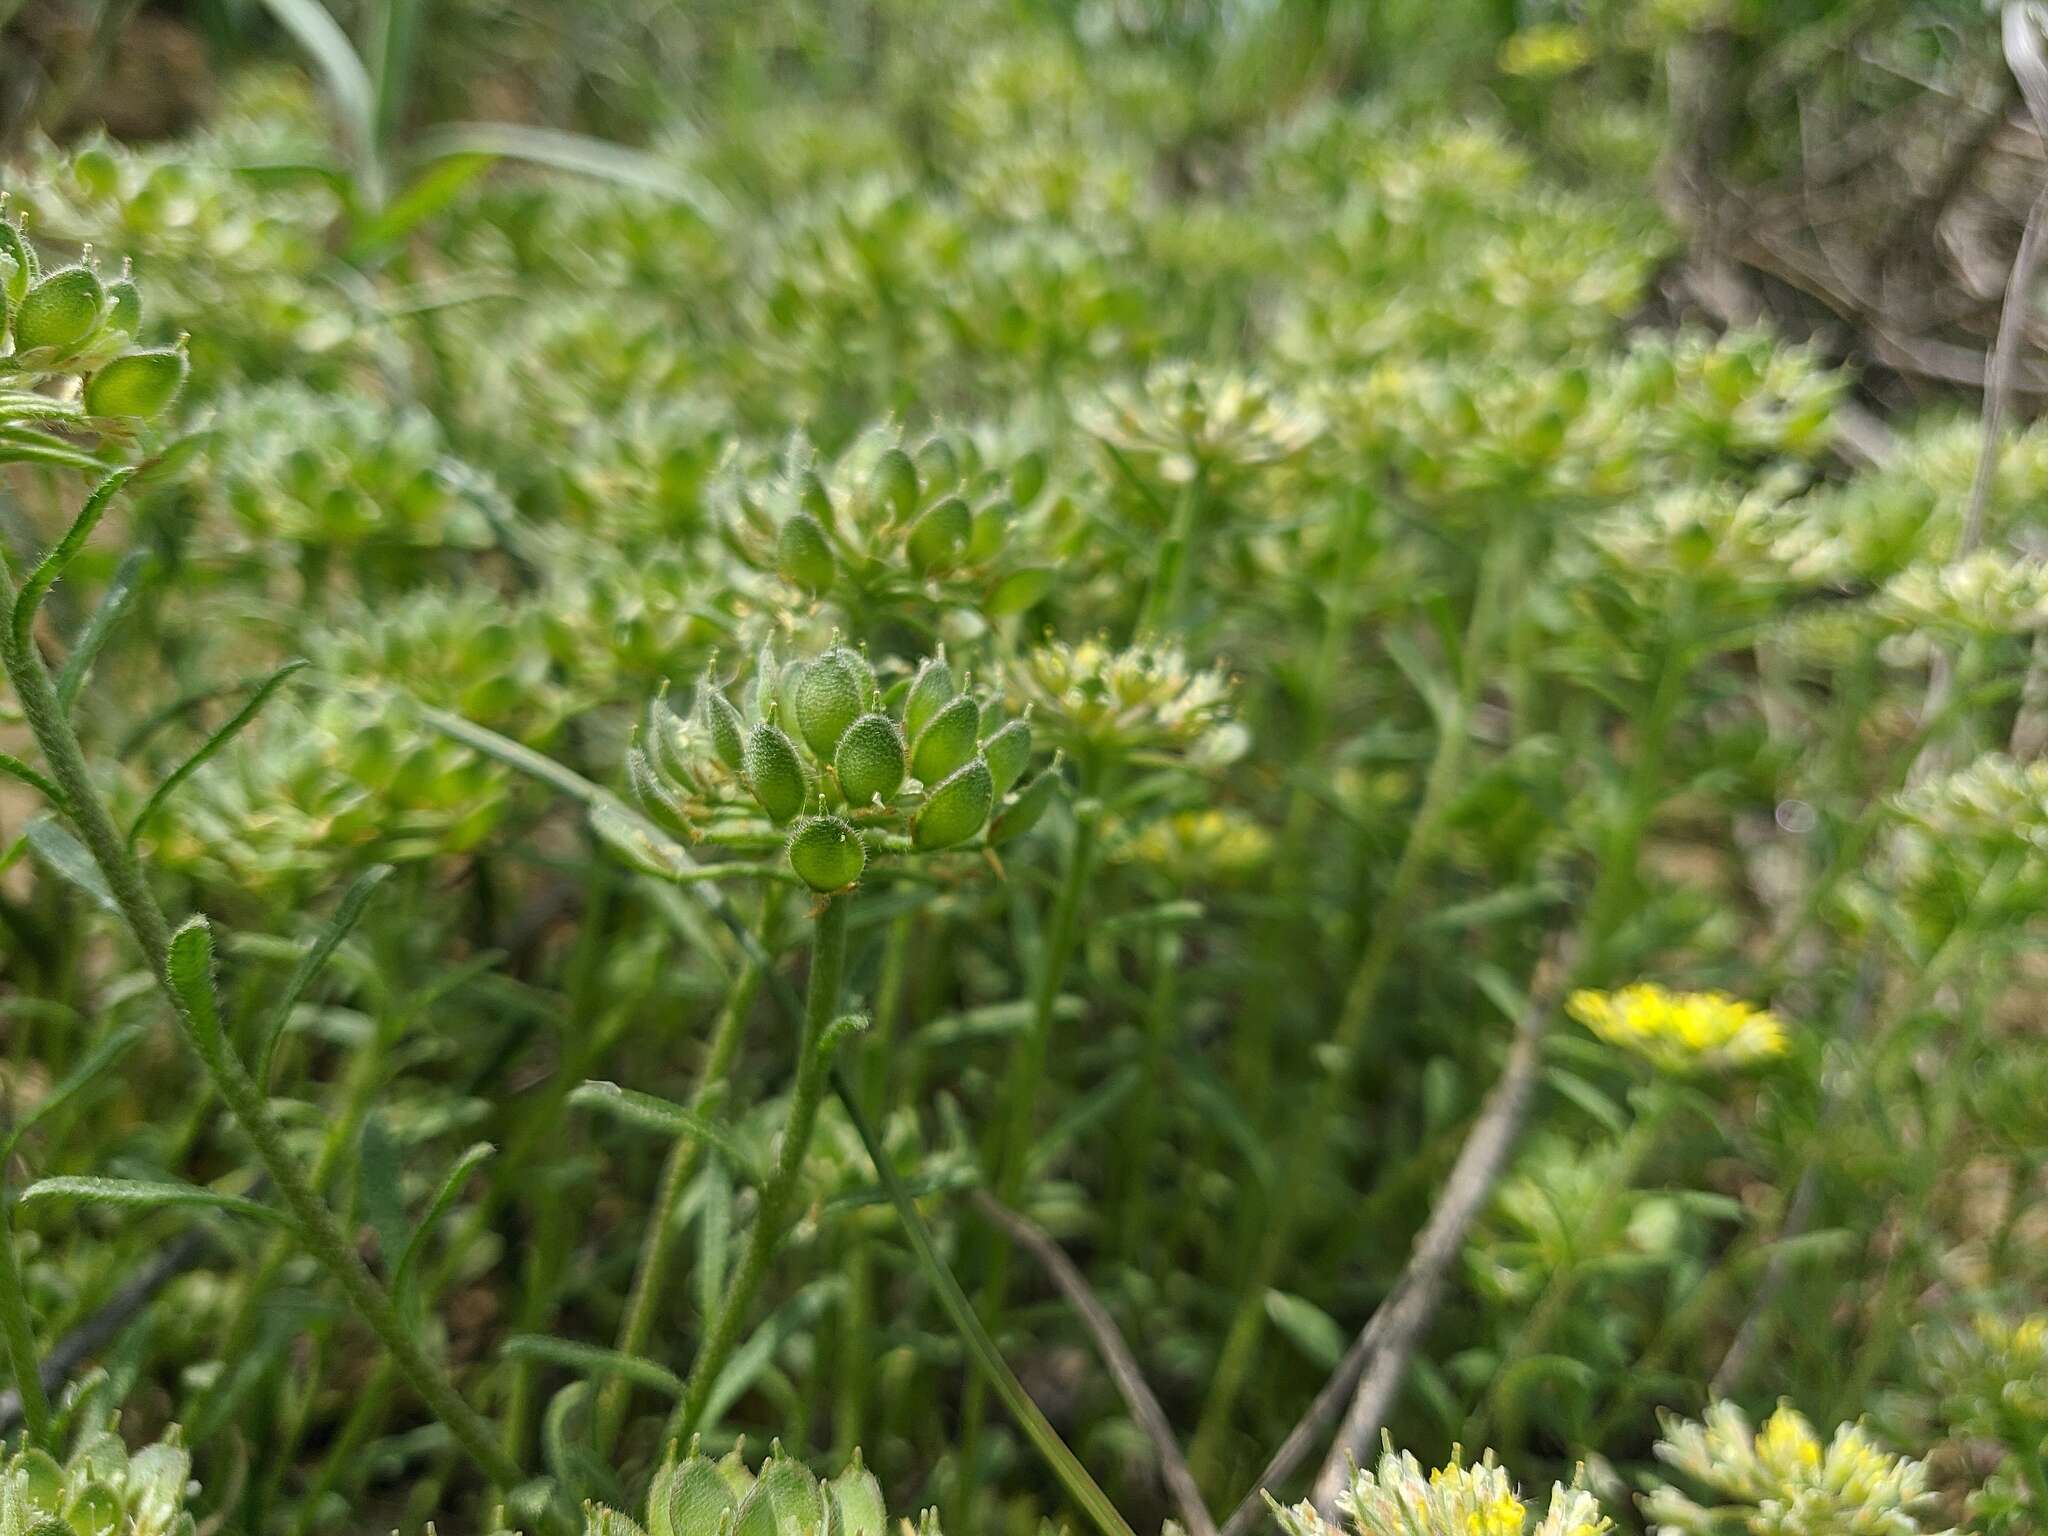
[0,587,532,1507]
[1136,467,1207,638]
[592,885,784,1455]
[1117,927,1182,1263]
[958,794,1104,1528]
[666,893,850,1444]
[0,1194,52,1446]
[1189,527,1518,1490]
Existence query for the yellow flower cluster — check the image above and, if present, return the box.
[1566,983,1786,1075]
[1269,1443,1610,1536]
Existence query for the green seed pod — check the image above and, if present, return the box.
[776,513,835,593]
[981,717,1032,799]
[990,765,1062,846]
[83,347,187,420]
[834,712,906,806]
[907,496,971,573]
[967,496,1012,563]
[755,1453,826,1536]
[829,1456,888,1536]
[652,1452,736,1536]
[800,470,836,530]
[794,652,863,757]
[821,642,877,707]
[102,275,141,340]
[914,757,994,851]
[13,265,105,356]
[788,814,865,891]
[916,437,960,495]
[911,693,979,783]
[871,447,920,522]
[0,221,37,307]
[696,683,746,773]
[902,654,954,741]
[1009,449,1047,506]
[745,720,808,824]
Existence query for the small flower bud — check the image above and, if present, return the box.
[777,513,835,593]
[902,654,954,741]
[84,347,187,420]
[907,497,971,573]
[13,265,105,357]
[834,712,906,806]
[745,720,808,824]
[794,652,864,757]
[911,693,979,783]
[914,757,994,850]
[981,718,1032,799]
[788,814,865,891]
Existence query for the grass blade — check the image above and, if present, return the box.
[55,548,148,713]
[0,1024,144,1163]
[256,0,377,179]
[128,660,310,848]
[256,863,393,1084]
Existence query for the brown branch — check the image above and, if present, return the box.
[971,1190,1218,1536]
[1212,938,1568,1536]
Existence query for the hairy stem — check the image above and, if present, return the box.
[592,885,783,1455]
[0,594,531,1507]
[668,892,849,1444]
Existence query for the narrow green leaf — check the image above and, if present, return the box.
[701,1278,841,1430]
[357,1113,408,1277]
[10,468,136,655]
[1264,1289,1345,1369]
[0,1024,143,1162]
[568,1081,759,1180]
[256,863,393,1084]
[23,814,116,914]
[255,0,377,173]
[0,430,107,474]
[17,1176,285,1225]
[393,1142,494,1306]
[502,1336,684,1399]
[167,916,226,1053]
[0,751,63,808]
[128,660,310,847]
[55,549,148,713]
[408,123,729,224]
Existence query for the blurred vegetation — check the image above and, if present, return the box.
[1,3,2046,1536]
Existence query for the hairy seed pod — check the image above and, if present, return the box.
[696,684,746,773]
[794,652,863,757]
[834,712,906,806]
[990,766,1062,846]
[754,1454,827,1534]
[830,1456,887,1536]
[83,348,187,419]
[914,757,993,851]
[981,718,1032,799]
[0,222,37,306]
[968,497,1011,563]
[821,643,877,706]
[777,513,835,593]
[102,276,141,339]
[902,654,954,741]
[745,720,807,824]
[651,1451,735,1536]
[13,266,105,356]
[788,814,865,891]
[911,693,979,783]
[1009,450,1046,506]
[800,471,836,530]
[907,496,972,573]
[871,448,920,522]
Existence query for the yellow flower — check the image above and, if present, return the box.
[1566,983,1786,1075]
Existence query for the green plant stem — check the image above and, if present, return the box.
[592,885,783,1456]
[1136,466,1207,637]
[1117,927,1182,1263]
[667,892,849,1444]
[958,793,1104,1528]
[0,1193,52,1446]
[0,593,532,1507]
[1188,527,1517,1491]
[1465,1087,1676,1449]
